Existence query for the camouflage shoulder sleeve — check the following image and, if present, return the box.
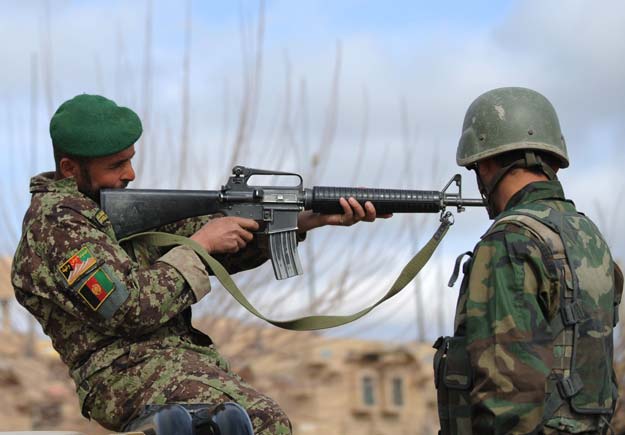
[157,215,211,237]
[126,216,212,264]
[158,245,211,301]
[211,240,269,274]
[466,223,554,435]
[23,204,205,337]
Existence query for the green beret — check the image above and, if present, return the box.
[50,94,142,157]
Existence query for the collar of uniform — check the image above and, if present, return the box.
[504,180,565,212]
[30,172,81,195]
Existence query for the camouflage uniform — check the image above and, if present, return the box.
[434,180,621,435]
[11,172,292,434]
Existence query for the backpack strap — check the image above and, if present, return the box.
[485,211,584,422]
[613,263,623,327]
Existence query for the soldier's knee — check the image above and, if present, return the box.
[124,402,258,435]
[246,399,292,435]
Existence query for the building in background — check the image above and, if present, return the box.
[204,317,438,435]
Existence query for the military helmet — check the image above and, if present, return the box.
[457,87,569,168]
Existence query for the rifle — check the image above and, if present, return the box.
[101,166,484,280]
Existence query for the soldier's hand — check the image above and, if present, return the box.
[190,217,259,254]
[297,197,392,233]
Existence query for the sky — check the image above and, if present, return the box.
[1,0,625,342]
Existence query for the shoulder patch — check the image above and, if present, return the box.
[77,268,116,311]
[58,246,98,285]
[95,210,109,225]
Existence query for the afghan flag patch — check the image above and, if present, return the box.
[78,269,116,311]
[59,246,98,285]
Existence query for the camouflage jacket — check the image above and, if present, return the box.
[453,180,618,434]
[11,173,268,407]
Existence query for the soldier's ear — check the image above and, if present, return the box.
[59,157,81,179]
[476,158,498,183]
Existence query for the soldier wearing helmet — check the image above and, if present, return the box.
[433,87,622,434]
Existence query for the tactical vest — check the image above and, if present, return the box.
[433,203,622,435]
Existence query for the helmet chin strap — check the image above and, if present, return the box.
[477,151,558,220]
[475,171,498,219]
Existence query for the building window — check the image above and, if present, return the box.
[362,376,375,406]
[392,377,404,407]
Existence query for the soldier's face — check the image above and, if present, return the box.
[72,146,136,203]
[474,159,500,219]
[475,159,497,190]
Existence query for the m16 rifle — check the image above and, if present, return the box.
[101,166,484,280]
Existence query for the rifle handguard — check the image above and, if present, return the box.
[308,187,443,214]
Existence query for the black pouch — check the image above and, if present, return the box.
[433,336,473,435]
[444,336,472,390]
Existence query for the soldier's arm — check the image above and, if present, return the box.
[36,207,211,337]
[465,227,554,435]
[157,215,210,236]
[153,215,269,273]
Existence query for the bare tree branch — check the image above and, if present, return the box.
[135,0,153,179]
[308,40,342,183]
[41,0,54,119]
[177,0,193,188]
[30,53,39,173]
[229,0,265,171]
[3,105,19,248]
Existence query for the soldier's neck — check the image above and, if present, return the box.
[492,169,549,213]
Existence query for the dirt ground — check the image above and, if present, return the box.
[0,331,108,434]
[1,327,624,434]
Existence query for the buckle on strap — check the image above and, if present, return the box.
[78,378,91,396]
[561,300,586,326]
[448,251,472,287]
[433,336,446,350]
[557,372,583,398]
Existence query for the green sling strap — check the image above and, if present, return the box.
[120,214,453,331]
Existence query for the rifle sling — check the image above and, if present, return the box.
[119,220,451,331]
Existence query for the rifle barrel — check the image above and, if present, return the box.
[306,186,484,214]
[444,198,485,208]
